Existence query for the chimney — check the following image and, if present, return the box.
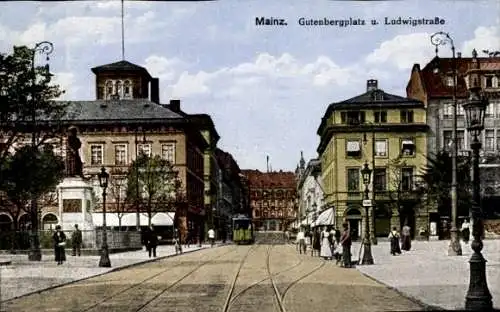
[457,52,462,58]
[367,79,378,92]
[150,78,160,104]
[169,99,180,112]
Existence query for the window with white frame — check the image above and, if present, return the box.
[137,143,151,157]
[90,145,103,165]
[443,131,452,150]
[401,138,415,156]
[161,143,176,163]
[486,102,495,117]
[485,129,495,151]
[457,102,465,116]
[485,76,493,88]
[457,130,465,150]
[375,139,387,157]
[114,144,127,165]
[346,140,361,157]
[443,103,453,118]
[446,76,454,87]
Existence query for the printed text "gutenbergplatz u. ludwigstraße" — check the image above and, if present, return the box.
[255,16,446,27]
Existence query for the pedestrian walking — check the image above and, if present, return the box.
[174,228,182,254]
[71,224,82,256]
[208,228,215,247]
[296,228,306,254]
[334,227,341,245]
[312,228,321,257]
[388,227,402,256]
[146,224,159,258]
[320,227,333,260]
[461,219,470,244]
[339,223,352,268]
[401,223,412,251]
[53,225,67,265]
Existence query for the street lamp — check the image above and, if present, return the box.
[98,167,111,268]
[28,41,54,262]
[463,86,492,310]
[430,31,462,256]
[360,162,374,265]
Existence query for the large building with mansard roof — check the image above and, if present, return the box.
[0,59,225,243]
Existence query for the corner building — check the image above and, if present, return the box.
[317,79,429,240]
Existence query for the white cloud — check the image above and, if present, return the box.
[365,33,436,70]
[51,72,79,100]
[461,26,500,57]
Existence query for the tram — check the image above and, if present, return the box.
[232,214,254,245]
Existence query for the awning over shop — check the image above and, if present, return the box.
[312,208,335,227]
[92,212,175,227]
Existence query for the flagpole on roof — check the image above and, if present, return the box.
[121,0,125,60]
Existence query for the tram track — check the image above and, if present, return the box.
[222,244,303,312]
[79,246,240,312]
[223,234,326,312]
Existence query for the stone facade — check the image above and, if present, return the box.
[295,155,324,228]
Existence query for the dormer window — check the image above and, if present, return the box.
[446,76,454,87]
[346,140,361,157]
[401,139,415,156]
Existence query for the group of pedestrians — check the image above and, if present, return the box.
[52,224,83,265]
[388,224,412,256]
[296,223,353,268]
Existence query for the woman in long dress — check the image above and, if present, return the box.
[53,225,67,265]
[320,228,333,260]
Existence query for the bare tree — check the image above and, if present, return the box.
[108,168,128,230]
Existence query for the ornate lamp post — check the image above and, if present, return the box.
[360,162,374,265]
[463,86,492,310]
[98,167,111,268]
[28,41,54,261]
[430,31,462,256]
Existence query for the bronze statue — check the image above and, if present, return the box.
[65,127,83,177]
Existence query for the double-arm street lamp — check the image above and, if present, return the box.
[462,85,492,310]
[360,162,374,265]
[29,41,54,262]
[98,167,111,268]
[430,31,462,256]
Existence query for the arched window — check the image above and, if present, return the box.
[116,80,123,98]
[0,214,13,231]
[105,80,114,99]
[124,80,132,98]
[42,213,59,230]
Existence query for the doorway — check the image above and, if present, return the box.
[346,208,362,241]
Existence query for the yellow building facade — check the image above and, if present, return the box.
[317,79,430,240]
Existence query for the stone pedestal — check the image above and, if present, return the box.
[57,177,95,232]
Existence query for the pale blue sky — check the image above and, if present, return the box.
[0,0,499,171]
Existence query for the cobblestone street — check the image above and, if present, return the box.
[3,245,427,312]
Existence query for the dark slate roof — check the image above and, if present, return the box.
[91,60,152,79]
[333,89,422,109]
[417,56,500,98]
[55,99,184,125]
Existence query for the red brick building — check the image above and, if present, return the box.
[241,170,297,231]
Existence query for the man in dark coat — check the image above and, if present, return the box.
[146,224,159,258]
[72,224,82,256]
[340,223,352,268]
[53,225,67,265]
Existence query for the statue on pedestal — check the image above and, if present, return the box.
[65,127,83,178]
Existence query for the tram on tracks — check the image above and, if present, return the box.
[232,214,254,245]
